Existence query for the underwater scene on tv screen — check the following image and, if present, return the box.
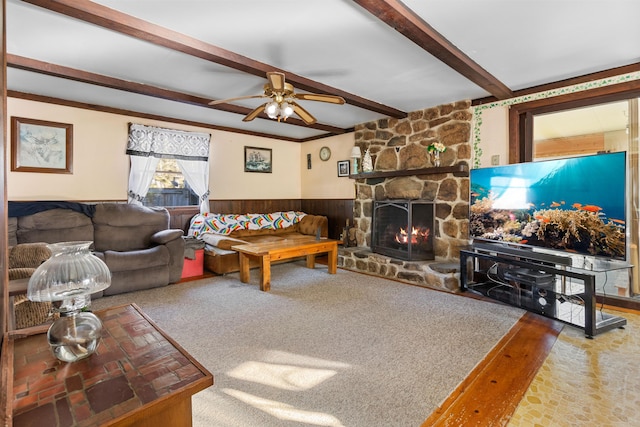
[470,152,626,260]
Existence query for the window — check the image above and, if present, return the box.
[142,158,199,207]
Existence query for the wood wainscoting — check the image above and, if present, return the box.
[168,199,354,240]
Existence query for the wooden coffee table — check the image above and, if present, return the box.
[231,238,338,291]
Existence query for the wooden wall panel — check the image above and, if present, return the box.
[210,199,301,215]
[169,199,354,240]
[301,199,354,240]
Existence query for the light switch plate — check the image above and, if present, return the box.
[491,155,500,165]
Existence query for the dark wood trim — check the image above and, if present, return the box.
[7,55,347,135]
[473,62,640,106]
[422,311,564,426]
[508,79,640,162]
[354,0,512,100]
[22,0,406,119]
[349,163,469,180]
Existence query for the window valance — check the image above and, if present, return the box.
[126,123,210,161]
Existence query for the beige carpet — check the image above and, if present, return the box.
[92,262,524,427]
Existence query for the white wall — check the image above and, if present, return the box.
[7,97,355,201]
[473,105,509,168]
[300,132,356,199]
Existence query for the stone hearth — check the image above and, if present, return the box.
[337,101,472,292]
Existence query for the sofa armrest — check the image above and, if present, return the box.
[151,229,184,245]
[298,215,329,238]
[200,233,249,250]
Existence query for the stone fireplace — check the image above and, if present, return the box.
[338,101,472,292]
[371,200,434,261]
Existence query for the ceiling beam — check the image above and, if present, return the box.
[8,55,349,134]
[353,0,514,100]
[22,0,407,119]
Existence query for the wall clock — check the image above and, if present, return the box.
[319,146,331,161]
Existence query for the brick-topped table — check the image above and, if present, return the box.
[1,304,213,427]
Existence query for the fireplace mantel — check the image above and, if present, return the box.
[349,163,469,180]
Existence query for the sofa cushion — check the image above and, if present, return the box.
[93,204,170,252]
[101,246,169,272]
[17,209,94,244]
[104,267,169,296]
[104,246,169,272]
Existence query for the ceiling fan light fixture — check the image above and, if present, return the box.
[280,101,294,119]
[265,101,279,119]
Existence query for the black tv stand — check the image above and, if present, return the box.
[460,242,629,338]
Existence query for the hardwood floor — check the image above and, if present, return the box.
[422,312,564,426]
[420,298,640,427]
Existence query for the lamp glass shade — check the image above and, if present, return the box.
[28,241,111,303]
[351,146,362,158]
[27,241,111,363]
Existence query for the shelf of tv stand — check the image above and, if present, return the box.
[349,163,469,179]
[459,245,628,338]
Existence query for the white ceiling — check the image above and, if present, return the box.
[6,0,640,141]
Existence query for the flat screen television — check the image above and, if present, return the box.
[469,151,626,261]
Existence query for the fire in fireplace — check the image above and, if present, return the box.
[371,200,435,261]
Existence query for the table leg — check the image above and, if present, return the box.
[260,255,271,292]
[327,244,337,274]
[239,252,250,283]
[306,254,316,269]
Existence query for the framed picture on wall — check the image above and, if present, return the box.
[11,117,73,174]
[244,146,272,173]
[337,160,350,177]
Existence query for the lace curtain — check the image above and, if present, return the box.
[126,123,211,212]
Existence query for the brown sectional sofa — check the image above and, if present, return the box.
[196,213,328,275]
[9,202,185,297]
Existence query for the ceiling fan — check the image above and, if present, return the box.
[208,72,345,125]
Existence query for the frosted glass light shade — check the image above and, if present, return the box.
[280,101,294,118]
[28,241,111,303]
[265,101,279,119]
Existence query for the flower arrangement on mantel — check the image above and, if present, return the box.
[427,142,446,167]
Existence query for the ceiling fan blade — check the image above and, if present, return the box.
[208,94,265,105]
[242,103,267,122]
[294,93,345,104]
[267,72,286,92]
[292,102,317,125]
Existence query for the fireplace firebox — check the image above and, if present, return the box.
[371,200,435,261]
